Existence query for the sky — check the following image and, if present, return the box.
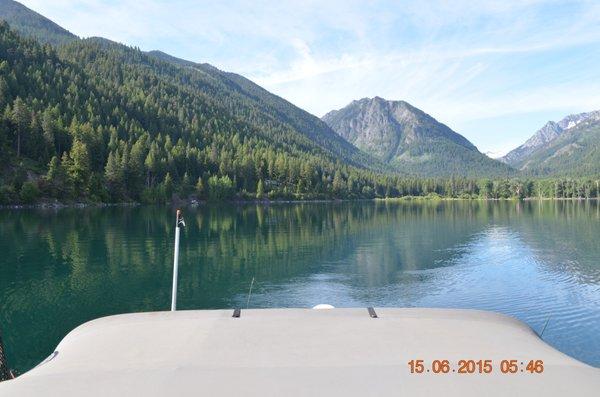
[19,0,600,157]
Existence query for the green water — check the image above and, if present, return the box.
[1,201,599,372]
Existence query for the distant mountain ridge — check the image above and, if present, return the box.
[502,111,600,176]
[322,97,512,177]
[501,111,599,168]
[0,0,77,46]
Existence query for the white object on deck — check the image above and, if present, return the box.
[312,303,335,309]
[0,308,598,396]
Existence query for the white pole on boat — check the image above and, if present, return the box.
[171,209,185,311]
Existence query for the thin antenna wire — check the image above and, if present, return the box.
[246,277,255,309]
[539,316,551,338]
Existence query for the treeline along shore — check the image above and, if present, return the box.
[2,176,600,206]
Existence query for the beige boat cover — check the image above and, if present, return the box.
[0,308,598,396]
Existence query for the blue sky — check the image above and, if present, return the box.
[20,0,600,156]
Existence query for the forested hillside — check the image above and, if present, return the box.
[0,1,598,206]
[0,0,76,46]
[145,50,378,169]
[0,22,398,204]
[518,118,600,176]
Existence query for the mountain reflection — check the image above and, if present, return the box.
[0,200,599,371]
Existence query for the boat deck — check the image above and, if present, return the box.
[0,308,598,396]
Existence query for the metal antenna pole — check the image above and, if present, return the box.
[171,209,185,311]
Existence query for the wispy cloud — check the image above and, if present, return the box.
[19,0,600,153]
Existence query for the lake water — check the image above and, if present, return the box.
[1,201,599,372]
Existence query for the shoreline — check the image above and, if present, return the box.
[1,196,598,210]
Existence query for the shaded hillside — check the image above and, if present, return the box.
[0,0,76,46]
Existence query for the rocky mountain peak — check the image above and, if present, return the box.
[502,110,600,167]
[322,97,511,177]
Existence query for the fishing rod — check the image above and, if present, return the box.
[246,277,255,309]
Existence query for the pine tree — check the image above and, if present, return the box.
[11,97,30,157]
[333,170,344,195]
[162,172,173,201]
[104,151,123,200]
[256,179,264,199]
[68,140,91,196]
[41,109,55,151]
[195,177,205,198]
[180,172,192,196]
[45,155,67,198]
[144,143,159,188]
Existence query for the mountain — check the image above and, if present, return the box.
[501,111,597,168]
[0,0,390,173]
[504,112,600,176]
[146,50,379,170]
[0,0,77,46]
[0,13,394,205]
[322,97,512,177]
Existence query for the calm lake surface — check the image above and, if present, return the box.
[1,201,599,371]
